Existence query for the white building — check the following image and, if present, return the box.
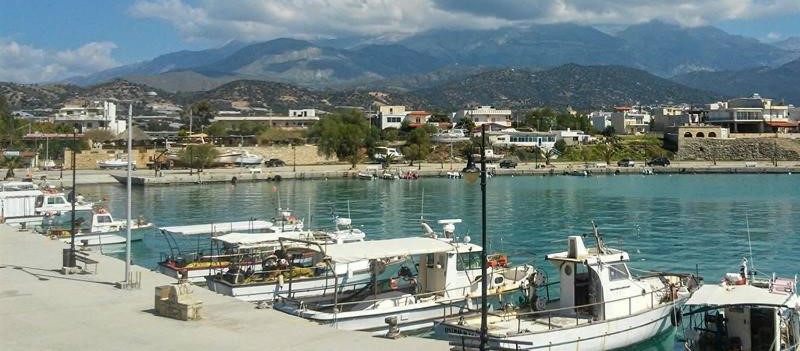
[52,101,126,134]
[376,105,407,130]
[454,106,512,127]
[488,128,557,150]
[289,109,329,118]
[589,111,612,133]
[210,115,318,129]
[611,107,651,134]
[551,129,594,145]
[707,94,794,133]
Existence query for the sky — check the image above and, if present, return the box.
[1,0,800,83]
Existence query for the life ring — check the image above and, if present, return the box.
[670,307,682,326]
[389,278,399,290]
[497,255,508,267]
[97,207,108,214]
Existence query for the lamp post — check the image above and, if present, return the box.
[68,123,79,267]
[462,123,488,350]
[292,143,296,172]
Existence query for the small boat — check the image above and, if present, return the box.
[215,149,244,165]
[97,156,136,170]
[40,207,153,246]
[273,219,535,334]
[431,128,470,144]
[441,222,699,351]
[356,172,375,180]
[682,258,799,351]
[34,187,94,215]
[446,171,462,179]
[234,151,264,166]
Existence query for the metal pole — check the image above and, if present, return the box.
[292,144,296,172]
[189,110,193,175]
[125,104,132,282]
[69,125,77,267]
[479,123,488,351]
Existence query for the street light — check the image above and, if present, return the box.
[68,123,79,268]
[462,123,488,350]
[292,143,296,172]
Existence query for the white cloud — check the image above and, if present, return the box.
[766,32,782,41]
[0,40,119,83]
[130,0,800,43]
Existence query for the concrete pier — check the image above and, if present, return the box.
[0,225,447,350]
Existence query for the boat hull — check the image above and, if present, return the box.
[440,300,680,351]
[206,271,371,302]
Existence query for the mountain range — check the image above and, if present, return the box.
[60,21,797,95]
[4,63,724,112]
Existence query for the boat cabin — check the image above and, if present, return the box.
[545,235,640,320]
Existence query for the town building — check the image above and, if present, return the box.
[610,107,651,134]
[289,109,329,118]
[405,111,432,127]
[664,125,730,151]
[453,106,512,127]
[52,101,126,134]
[375,105,407,130]
[651,106,704,131]
[551,129,594,145]
[486,128,557,150]
[706,93,795,133]
[589,111,612,133]
[209,115,319,129]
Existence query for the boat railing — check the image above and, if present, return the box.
[498,285,675,333]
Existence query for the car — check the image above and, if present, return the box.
[646,157,671,167]
[617,159,635,167]
[499,159,517,169]
[264,158,286,167]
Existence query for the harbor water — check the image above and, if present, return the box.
[72,173,799,349]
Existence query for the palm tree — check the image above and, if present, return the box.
[535,147,558,166]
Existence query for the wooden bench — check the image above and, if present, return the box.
[74,252,98,274]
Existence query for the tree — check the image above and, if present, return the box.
[0,95,21,147]
[554,139,567,153]
[179,144,218,171]
[458,118,475,134]
[601,126,616,138]
[403,127,431,169]
[308,110,373,169]
[535,147,558,166]
[599,143,617,165]
[381,127,399,142]
[206,122,227,137]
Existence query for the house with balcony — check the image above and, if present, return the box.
[551,129,594,145]
[706,94,795,133]
[453,106,512,127]
[52,101,126,134]
[487,128,557,150]
[611,107,651,134]
[589,111,612,132]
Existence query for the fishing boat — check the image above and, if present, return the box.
[682,258,799,351]
[431,128,470,144]
[97,156,136,170]
[440,223,699,351]
[273,219,536,334]
[205,232,373,301]
[234,151,264,166]
[40,207,153,246]
[157,215,361,283]
[0,181,45,225]
[34,187,94,215]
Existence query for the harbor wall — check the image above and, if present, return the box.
[676,138,800,161]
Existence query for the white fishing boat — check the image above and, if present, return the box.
[431,128,470,144]
[41,207,152,245]
[234,151,264,166]
[97,156,136,170]
[0,181,45,225]
[682,258,799,351]
[34,187,94,215]
[273,219,536,334]
[205,235,374,301]
[215,149,244,165]
[440,223,699,351]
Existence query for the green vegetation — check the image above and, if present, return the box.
[257,128,305,145]
[2,156,20,180]
[516,108,592,132]
[558,135,670,162]
[179,144,219,171]
[403,127,432,168]
[308,110,378,169]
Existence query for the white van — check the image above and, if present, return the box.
[373,147,404,161]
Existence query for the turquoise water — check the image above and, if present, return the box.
[74,174,799,349]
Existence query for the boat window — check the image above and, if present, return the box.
[608,263,630,281]
[54,197,66,204]
[47,197,57,205]
[456,252,482,271]
[96,215,112,223]
[426,253,435,268]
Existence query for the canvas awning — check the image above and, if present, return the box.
[686,284,798,308]
[160,220,274,235]
[322,237,455,264]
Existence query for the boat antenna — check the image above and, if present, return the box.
[420,188,425,222]
[591,221,607,254]
[745,212,756,273]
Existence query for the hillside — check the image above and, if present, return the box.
[672,58,800,103]
[418,64,724,110]
[0,83,81,109]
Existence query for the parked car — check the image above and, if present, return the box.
[499,159,517,169]
[646,157,671,166]
[264,158,286,167]
[617,159,635,167]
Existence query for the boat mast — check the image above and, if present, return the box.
[125,104,132,284]
[591,221,607,254]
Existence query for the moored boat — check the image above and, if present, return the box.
[682,259,799,351]
[440,222,699,351]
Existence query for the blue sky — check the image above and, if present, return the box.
[2,0,800,82]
